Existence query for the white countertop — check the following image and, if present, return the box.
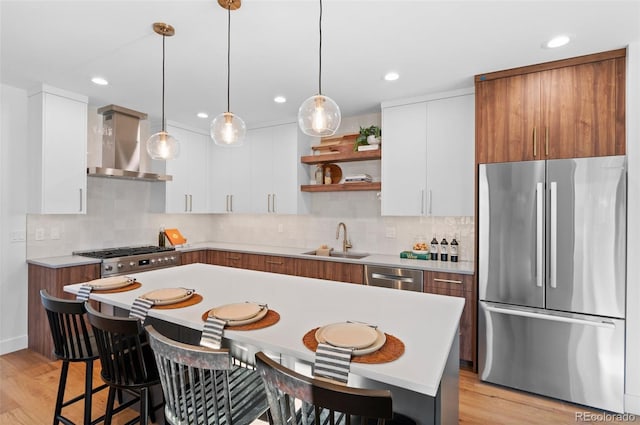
[64,263,464,397]
[27,241,474,274]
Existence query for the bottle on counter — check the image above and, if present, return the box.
[450,235,459,262]
[430,235,439,261]
[324,166,332,185]
[158,227,166,247]
[440,237,449,261]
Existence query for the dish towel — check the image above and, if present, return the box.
[313,343,353,384]
[76,285,93,301]
[200,317,226,349]
[129,298,154,322]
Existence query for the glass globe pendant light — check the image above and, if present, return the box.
[146,22,180,160]
[298,0,341,137]
[211,0,246,146]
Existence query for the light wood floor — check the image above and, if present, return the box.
[0,349,636,424]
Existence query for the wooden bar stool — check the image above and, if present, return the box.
[40,290,108,425]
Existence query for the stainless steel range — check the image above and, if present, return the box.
[74,246,182,277]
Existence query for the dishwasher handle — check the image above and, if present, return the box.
[371,273,415,283]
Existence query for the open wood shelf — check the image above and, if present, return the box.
[300,182,381,192]
[300,149,381,165]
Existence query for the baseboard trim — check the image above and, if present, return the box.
[0,335,28,355]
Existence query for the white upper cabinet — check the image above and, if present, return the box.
[210,141,251,214]
[249,123,305,214]
[381,90,474,216]
[28,85,88,214]
[163,123,209,213]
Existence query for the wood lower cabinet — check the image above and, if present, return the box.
[28,262,100,360]
[180,250,207,265]
[208,250,260,269]
[475,48,625,164]
[295,258,364,284]
[424,271,476,369]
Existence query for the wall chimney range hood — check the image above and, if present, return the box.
[87,105,172,182]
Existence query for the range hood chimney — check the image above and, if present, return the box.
[87,105,172,182]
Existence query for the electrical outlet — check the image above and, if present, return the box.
[278,224,284,233]
[35,228,45,241]
[10,230,26,242]
[51,227,60,240]
[385,226,397,238]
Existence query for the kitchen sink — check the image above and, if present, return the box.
[302,250,369,259]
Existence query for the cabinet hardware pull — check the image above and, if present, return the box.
[272,193,276,213]
[79,188,83,212]
[229,255,241,260]
[266,261,283,265]
[267,194,271,213]
[190,194,193,212]
[433,278,463,284]
[545,127,549,156]
[185,194,189,212]
[533,127,537,157]
[428,189,433,215]
[421,189,425,215]
[230,194,233,212]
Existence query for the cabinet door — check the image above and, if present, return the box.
[295,259,363,284]
[425,95,475,216]
[424,272,475,364]
[181,250,206,265]
[210,145,232,213]
[475,73,540,163]
[542,58,622,159]
[264,256,296,275]
[381,102,427,215]
[271,124,300,214]
[249,127,274,213]
[165,125,209,213]
[30,91,88,214]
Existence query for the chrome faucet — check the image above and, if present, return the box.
[336,222,352,253]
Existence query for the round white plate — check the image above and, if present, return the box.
[315,325,386,356]
[208,304,268,326]
[142,288,194,305]
[209,302,263,321]
[88,276,135,290]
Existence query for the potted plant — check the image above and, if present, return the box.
[354,125,381,151]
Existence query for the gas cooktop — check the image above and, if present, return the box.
[74,245,176,259]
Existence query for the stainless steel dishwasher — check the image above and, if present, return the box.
[364,265,424,292]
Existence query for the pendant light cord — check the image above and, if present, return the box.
[318,0,323,95]
[161,33,166,131]
[227,2,231,112]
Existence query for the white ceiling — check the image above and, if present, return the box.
[2,1,639,132]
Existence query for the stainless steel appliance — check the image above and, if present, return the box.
[364,265,423,292]
[478,156,626,412]
[74,246,181,277]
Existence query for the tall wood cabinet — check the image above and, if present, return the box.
[475,48,626,163]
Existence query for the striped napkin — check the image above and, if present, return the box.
[129,298,154,322]
[76,285,93,301]
[313,343,354,384]
[200,317,226,349]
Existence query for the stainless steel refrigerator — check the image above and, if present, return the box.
[478,155,626,413]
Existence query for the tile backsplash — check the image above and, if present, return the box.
[27,178,474,262]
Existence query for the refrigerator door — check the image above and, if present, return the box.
[479,301,625,412]
[479,161,546,307]
[546,156,626,318]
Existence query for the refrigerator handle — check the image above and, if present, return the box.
[550,181,558,288]
[536,182,544,288]
[483,303,616,329]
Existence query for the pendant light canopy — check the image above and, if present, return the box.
[146,22,180,160]
[298,0,341,137]
[211,0,246,146]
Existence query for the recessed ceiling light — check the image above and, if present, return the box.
[197,112,209,119]
[384,72,400,81]
[274,96,287,104]
[91,77,109,86]
[545,35,571,49]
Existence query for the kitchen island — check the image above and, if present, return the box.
[64,262,464,425]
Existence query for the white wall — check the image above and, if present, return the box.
[0,85,28,355]
[625,41,640,415]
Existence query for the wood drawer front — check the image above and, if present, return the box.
[264,256,295,275]
[425,271,473,292]
[181,250,206,265]
[295,258,364,284]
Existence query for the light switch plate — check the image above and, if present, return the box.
[35,228,45,241]
[51,227,60,240]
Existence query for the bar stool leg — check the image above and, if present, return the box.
[53,361,70,425]
[139,387,149,425]
[84,360,94,425]
[104,387,116,425]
